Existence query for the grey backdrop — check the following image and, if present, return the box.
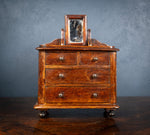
[0,0,150,97]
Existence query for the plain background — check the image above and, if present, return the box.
[0,0,150,97]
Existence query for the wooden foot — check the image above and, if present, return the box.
[39,110,48,118]
[104,109,115,117]
[109,110,115,116]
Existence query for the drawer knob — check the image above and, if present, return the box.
[59,73,64,78]
[58,92,64,98]
[93,57,98,61]
[92,74,97,78]
[93,93,98,97]
[59,56,64,61]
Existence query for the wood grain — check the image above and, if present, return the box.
[45,87,110,103]
[61,28,65,45]
[35,47,119,112]
[80,51,110,65]
[45,52,77,65]
[110,52,117,104]
[1,97,150,135]
[37,51,45,104]
[35,17,119,114]
[45,68,110,84]
[37,44,119,51]
[87,29,92,46]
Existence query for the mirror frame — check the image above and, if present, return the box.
[65,15,87,45]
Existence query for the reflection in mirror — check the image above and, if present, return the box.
[69,19,83,43]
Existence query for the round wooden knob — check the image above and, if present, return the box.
[58,93,64,98]
[93,57,98,61]
[59,56,64,61]
[93,93,98,97]
[92,74,97,78]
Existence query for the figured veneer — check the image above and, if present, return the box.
[34,41,119,116]
[45,68,110,85]
[80,52,110,65]
[45,52,77,65]
[45,87,110,103]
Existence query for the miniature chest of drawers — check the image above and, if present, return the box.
[34,15,119,118]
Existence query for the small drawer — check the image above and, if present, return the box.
[45,68,110,85]
[45,87,110,103]
[80,52,110,65]
[45,52,77,65]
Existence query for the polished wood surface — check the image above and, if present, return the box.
[61,29,65,45]
[37,40,119,51]
[35,15,119,114]
[45,68,110,84]
[87,29,92,46]
[35,39,119,111]
[38,51,45,104]
[45,87,110,103]
[45,52,77,65]
[80,52,110,65]
[0,97,150,135]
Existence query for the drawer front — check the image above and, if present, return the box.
[45,87,110,103]
[45,52,77,65]
[45,68,110,85]
[80,52,110,65]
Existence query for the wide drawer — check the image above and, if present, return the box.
[45,52,77,65]
[45,87,110,103]
[80,52,110,65]
[45,68,110,85]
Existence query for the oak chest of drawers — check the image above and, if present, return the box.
[34,15,119,117]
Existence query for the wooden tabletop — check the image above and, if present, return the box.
[0,97,150,135]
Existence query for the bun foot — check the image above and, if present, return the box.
[39,110,48,118]
[104,109,115,117]
[109,110,115,116]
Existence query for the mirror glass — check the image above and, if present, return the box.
[69,19,83,43]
